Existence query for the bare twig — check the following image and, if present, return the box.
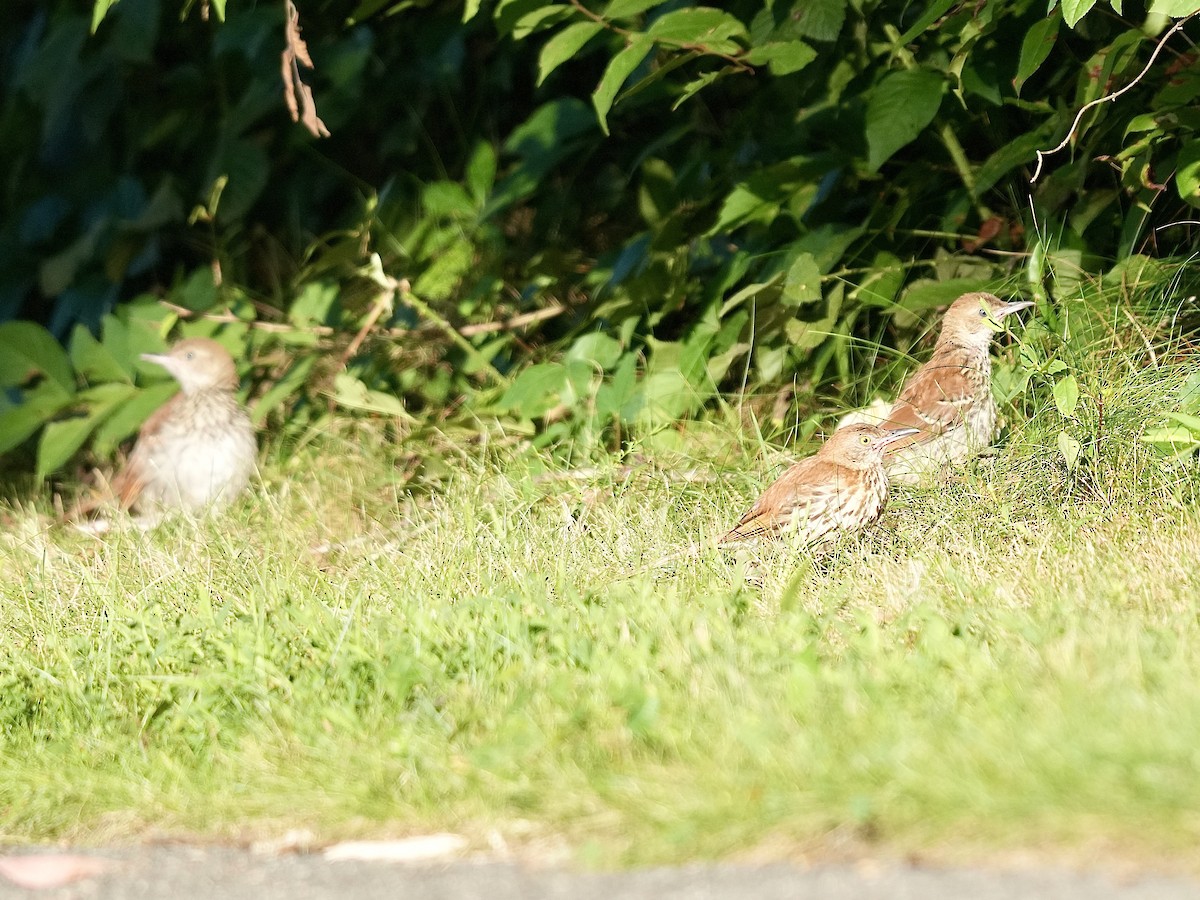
[1031,15,1196,183]
[458,306,566,335]
[158,299,567,343]
[337,281,402,371]
[281,0,330,138]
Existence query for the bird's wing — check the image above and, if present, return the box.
[111,395,184,509]
[70,394,181,519]
[720,458,844,544]
[881,356,980,450]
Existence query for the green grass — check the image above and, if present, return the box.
[3,310,1200,871]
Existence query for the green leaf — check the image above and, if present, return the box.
[209,0,226,20]
[791,0,845,42]
[592,35,653,135]
[672,71,724,110]
[893,278,993,328]
[465,141,498,205]
[711,183,779,233]
[855,252,905,307]
[1176,139,1200,204]
[331,374,412,418]
[498,363,567,417]
[251,357,316,426]
[645,8,747,51]
[36,383,136,478]
[1141,425,1200,447]
[422,181,477,219]
[1167,411,1200,432]
[413,239,474,301]
[566,333,623,369]
[595,353,639,420]
[0,322,75,397]
[604,0,666,18]
[719,275,783,316]
[1057,431,1082,470]
[784,282,843,350]
[91,0,120,31]
[289,282,339,328]
[562,359,595,405]
[487,99,598,216]
[974,119,1066,197]
[538,21,605,85]
[512,4,573,40]
[634,369,695,425]
[1061,0,1098,27]
[1148,0,1200,15]
[1053,374,1079,418]
[0,386,73,456]
[865,69,944,171]
[69,325,133,384]
[494,0,553,35]
[745,41,818,76]
[897,0,955,43]
[463,0,483,21]
[90,382,178,457]
[1014,15,1059,95]
[175,267,220,313]
[781,254,822,306]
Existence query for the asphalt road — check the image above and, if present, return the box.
[1,847,1197,900]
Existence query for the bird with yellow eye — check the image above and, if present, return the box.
[876,291,1033,485]
[719,423,918,547]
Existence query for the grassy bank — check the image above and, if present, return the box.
[2,305,1200,871]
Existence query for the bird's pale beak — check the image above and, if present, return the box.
[995,299,1034,319]
[140,352,170,366]
[878,427,919,447]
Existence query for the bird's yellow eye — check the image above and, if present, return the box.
[859,434,872,445]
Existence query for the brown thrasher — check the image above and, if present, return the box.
[720,424,917,546]
[76,338,256,522]
[880,292,1032,484]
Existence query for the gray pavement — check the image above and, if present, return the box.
[1,846,1198,899]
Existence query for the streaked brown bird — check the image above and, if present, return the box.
[77,338,257,522]
[880,292,1032,484]
[720,424,918,547]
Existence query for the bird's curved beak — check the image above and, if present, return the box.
[877,427,919,447]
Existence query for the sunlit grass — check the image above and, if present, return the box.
[2,296,1200,872]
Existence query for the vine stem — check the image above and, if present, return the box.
[1031,13,1197,183]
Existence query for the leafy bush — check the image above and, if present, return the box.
[2,0,1199,480]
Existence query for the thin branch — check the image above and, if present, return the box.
[459,305,567,336]
[336,280,402,371]
[157,299,568,341]
[1031,14,1196,183]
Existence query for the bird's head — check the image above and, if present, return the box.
[825,424,920,468]
[141,338,239,393]
[939,292,1033,346]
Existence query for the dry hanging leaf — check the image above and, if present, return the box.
[281,0,330,138]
